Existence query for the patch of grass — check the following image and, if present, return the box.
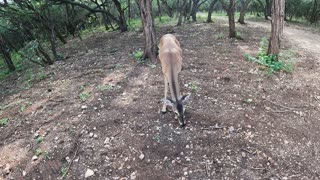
[98,84,121,91]
[35,148,42,156]
[187,83,200,92]
[236,32,244,40]
[133,50,144,61]
[147,63,157,69]
[79,91,91,101]
[36,136,44,144]
[60,165,68,177]
[244,37,294,75]
[216,33,225,39]
[44,151,49,160]
[0,118,9,126]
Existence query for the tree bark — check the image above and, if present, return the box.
[112,0,128,32]
[0,36,15,71]
[238,0,251,24]
[267,0,284,57]
[160,0,174,17]
[157,0,162,21]
[137,0,157,62]
[207,0,218,23]
[221,0,236,38]
[177,0,187,26]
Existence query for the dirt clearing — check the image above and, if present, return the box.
[1,19,320,180]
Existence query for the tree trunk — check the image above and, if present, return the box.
[128,0,131,25]
[46,0,58,61]
[238,0,251,24]
[221,0,236,38]
[137,0,157,62]
[160,0,174,17]
[112,0,128,32]
[0,37,15,71]
[157,0,162,21]
[177,0,187,26]
[191,0,200,22]
[207,0,218,23]
[267,0,284,57]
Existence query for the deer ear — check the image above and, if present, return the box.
[181,94,191,105]
[162,98,174,107]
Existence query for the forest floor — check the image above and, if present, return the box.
[1,17,320,180]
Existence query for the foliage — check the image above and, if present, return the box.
[244,38,294,75]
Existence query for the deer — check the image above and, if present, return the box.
[159,34,191,127]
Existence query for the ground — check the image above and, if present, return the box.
[1,17,320,180]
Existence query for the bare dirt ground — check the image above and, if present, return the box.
[1,18,320,180]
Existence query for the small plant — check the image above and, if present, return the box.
[187,83,200,92]
[36,136,44,144]
[35,148,42,156]
[60,165,68,177]
[0,118,9,126]
[98,84,121,91]
[133,50,144,61]
[79,91,91,101]
[19,105,26,113]
[147,63,157,69]
[216,33,225,39]
[236,32,244,40]
[44,151,49,159]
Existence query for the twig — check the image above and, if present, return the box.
[241,148,256,155]
[137,125,150,133]
[250,167,266,170]
[205,162,210,177]
[112,131,121,137]
[63,143,80,179]
[201,124,225,130]
[264,98,302,111]
[176,160,189,167]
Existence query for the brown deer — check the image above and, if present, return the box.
[159,34,190,127]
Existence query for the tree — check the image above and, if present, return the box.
[267,0,285,57]
[137,0,157,62]
[238,0,252,24]
[0,34,15,71]
[207,0,218,23]
[220,0,236,38]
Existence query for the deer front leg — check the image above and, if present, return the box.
[161,77,168,113]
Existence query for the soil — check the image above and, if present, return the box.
[1,18,320,180]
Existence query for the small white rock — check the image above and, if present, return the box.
[81,105,88,109]
[93,134,98,138]
[22,171,26,176]
[104,137,110,144]
[130,171,137,180]
[89,132,94,138]
[85,169,94,178]
[139,153,145,160]
[32,155,38,161]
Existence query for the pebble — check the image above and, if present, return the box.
[93,134,98,139]
[139,153,145,160]
[104,137,111,144]
[89,132,94,138]
[81,105,88,109]
[4,164,11,174]
[85,169,94,178]
[130,171,137,180]
[32,155,38,161]
[22,171,26,176]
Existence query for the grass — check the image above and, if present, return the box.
[79,91,91,101]
[97,84,121,91]
[187,83,200,92]
[0,118,9,126]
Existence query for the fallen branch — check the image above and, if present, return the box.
[62,143,80,179]
[176,160,189,167]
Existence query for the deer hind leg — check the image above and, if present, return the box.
[161,77,169,113]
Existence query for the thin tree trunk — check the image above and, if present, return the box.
[46,0,58,61]
[268,0,284,57]
[177,0,187,26]
[221,0,236,38]
[207,0,218,23]
[157,0,162,21]
[128,0,131,25]
[0,38,15,71]
[137,0,157,62]
[238,0,251,24]
[112,0,128,32]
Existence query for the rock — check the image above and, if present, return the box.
[228,126,235,133]
[32,155,38,161]
[89,132,94,138]
[130,171,137,180]
[104,137,110,144]
[85,169,94,178]
[139,153,145,160]
[81,105,88,110]
[65,156,71,163]
[22,171,26,176]
[4,164,11,174]
[93,134,98,139]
